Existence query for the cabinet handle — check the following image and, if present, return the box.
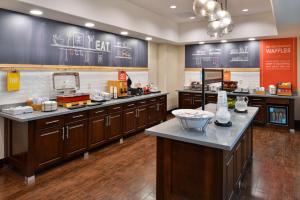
[105,116,109,127]
[113,106,121,110]
[157,104,160,111]
[72,114,84,119]
[128,104,135,107]
[137,109,140,117]
[46,120,59,125]
[62,127,65,140]
[66,126,69,139]
[108,116,111,126]
[95,110,104,114]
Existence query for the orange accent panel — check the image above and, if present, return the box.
[260,38,297,91]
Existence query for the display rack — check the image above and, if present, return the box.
[201,69,224,110]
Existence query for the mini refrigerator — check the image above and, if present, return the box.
[267,105,288,126]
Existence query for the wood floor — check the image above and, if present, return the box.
[0,126,300,200]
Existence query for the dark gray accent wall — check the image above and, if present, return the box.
[185,41,260,68]
[0,9,148,67]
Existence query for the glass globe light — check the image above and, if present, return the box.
[193,0,209,16]
[205,0,221,15]
[222,23,233,34]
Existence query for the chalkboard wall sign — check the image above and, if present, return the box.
[0,9,148,67]
[185,41,260,68]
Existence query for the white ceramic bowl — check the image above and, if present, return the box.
[172,109,214,132]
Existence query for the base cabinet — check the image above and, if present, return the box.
[5,95,167,177]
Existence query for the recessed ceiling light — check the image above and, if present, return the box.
[29,10,43,15]
[248,38,256,41]
[145,37,152,41]
[221,40,227,43]
[85,22,95,28]
[199,41,205,44]
[242,9,249,12]
[190,16,196,20]
[170,5,177,9]
[120,31,129,36]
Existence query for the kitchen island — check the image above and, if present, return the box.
[146,104,258,200]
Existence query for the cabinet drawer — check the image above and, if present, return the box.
[148,98,157,103]
[158,95,166,102]
[138,100,148,106]
[249,97,265,103]
[36,116,64,130]
[109,105,122,113]
[123,102,137,110]
[89,108,107,118]
[266,98,289,105]
[65,111,88,123]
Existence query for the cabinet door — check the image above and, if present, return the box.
[157,102,167,122]
[234,142,242,186]
[36,127,64,168]
[241,135,248,170]
[64,121,88,158]
[251,104,266,124]
[179,93,193,109]
[206,94,217,104]
[193,94,202,109]
[246,128,252,160]
[225,154,235,200]
[89,116,107,149]
[136,106,148,130]
[108,112,122,140]
[148,103,158,126]
[123,109,137,136]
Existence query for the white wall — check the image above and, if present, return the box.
[179,12,278,43]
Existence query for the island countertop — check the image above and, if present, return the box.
[146,104,258,151]
[0,92,168,122]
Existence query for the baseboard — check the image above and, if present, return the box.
[295,120,300,131]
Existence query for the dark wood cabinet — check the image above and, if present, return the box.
[148,103,158,126]
[225,154,235,200]
[64,120,88,158]
[107,112,122,140]
[179,92,193,109]
[5,94,167,178]
[88,116,107,148]
[234,142,242,186]
[136,106,148,130]
[249,97,266,124]
[36,127,64,168]
[123,109,137,135]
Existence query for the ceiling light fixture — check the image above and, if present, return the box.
[170,5,177,9]
[193,0,234,38]
[85,22,95,28]
[120,31,129,36]
[221,39,227,43]
[248,38,256,41]
[29,10,43,15]
[190,16,196,20]
[242,9,249,12]
[199,41,205,44]
[145,37,152,41]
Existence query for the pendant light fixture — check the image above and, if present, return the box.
[193,0,233,38]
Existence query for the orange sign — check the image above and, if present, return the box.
[118,70,127,81]
[260,38,297,91]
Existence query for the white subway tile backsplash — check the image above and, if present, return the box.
[184,71,260,89]
[0,71,148,105]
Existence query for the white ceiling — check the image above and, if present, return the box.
[127,0,272,23]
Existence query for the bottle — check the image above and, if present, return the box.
[113,86,118,99]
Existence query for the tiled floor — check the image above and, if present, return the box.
[0,126,299,200]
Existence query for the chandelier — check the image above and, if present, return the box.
[193,0,233,38]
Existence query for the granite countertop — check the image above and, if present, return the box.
[177,89,297,99]
[146,104,258,151]
[0,92,168,122]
